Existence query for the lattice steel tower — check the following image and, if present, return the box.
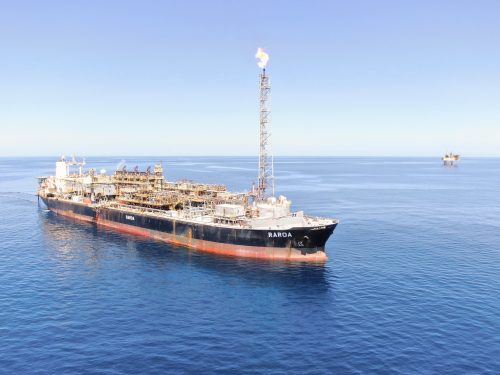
[257,68,274,200]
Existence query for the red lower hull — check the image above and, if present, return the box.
[49,208,328,262]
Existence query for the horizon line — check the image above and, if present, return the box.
[1,154,499,158]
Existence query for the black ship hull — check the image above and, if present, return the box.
[41,197,337,261]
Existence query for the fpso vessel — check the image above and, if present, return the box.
[37,160,338,261]
[37,52,339,261]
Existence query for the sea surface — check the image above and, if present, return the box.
[0,156,499,374]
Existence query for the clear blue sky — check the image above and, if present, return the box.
[1,0,499,156]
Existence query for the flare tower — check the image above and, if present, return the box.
[257,68,274,200]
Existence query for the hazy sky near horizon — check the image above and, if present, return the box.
[1,0,499,156]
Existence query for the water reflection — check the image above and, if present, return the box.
[39,210,332,292]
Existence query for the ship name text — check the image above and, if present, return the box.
[268,232,292,238]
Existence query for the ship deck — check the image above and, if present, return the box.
[66,199,339,230]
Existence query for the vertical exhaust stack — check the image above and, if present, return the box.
[255,48,274,201]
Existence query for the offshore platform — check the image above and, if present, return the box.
[442,152,460,166]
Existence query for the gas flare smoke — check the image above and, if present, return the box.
[255,48,269,69]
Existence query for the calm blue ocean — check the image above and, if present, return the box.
[0,156,499,374]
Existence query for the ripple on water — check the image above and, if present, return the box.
[0,157,499,374]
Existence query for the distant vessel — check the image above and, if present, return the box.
[442,152,460,166]
[36,49,339,262]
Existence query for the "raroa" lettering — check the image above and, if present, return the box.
[125,215,135,221]
[268,232,292,238]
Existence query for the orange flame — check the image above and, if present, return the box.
[255,48,269,69]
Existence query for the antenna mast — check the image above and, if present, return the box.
[257,68,274,200]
